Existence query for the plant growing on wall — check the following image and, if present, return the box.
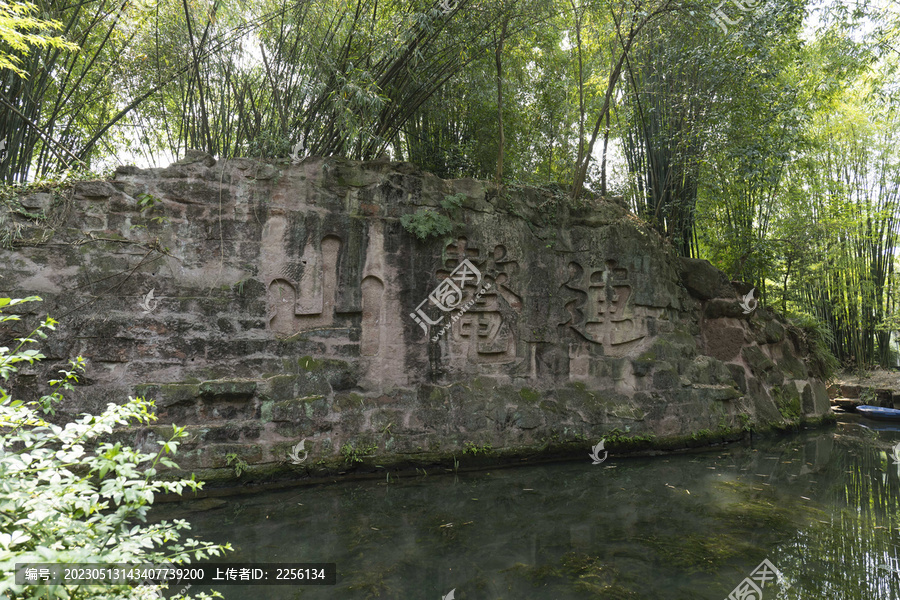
[340,441,377,464]
[0,296,230,599]
[400,193,466,241]
[225,452,249,477]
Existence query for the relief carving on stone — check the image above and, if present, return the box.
[440,238,522,364]
[266,234,384,357]
[559,259,654,358]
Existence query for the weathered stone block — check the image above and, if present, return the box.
[631,357,654,377]
[685,355,734,386]
[260,374,330,402]
[726,364,748,393]
[261,396,327,423]
[692,384,742,402]
[748,377,781,424]
[134,383,200,408]
[652,365,680,389]
[772,384,802,420]
[742,346,776,379]
[764,320,785,344]
[20,193,53,212]
[174,149,216,167]
[293,356,358,391]
[678,257,732,300]
[774,347,808,379]
[199,379,257,399]
[201,423,244,442]
[513,407,543,430]
[74,181,118,198]
[794,380,831,417]
[273,420,332,438]
[842,384,861,398]
[703,299,747,319]
[703,323,745,361]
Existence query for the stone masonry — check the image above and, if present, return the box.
[0,153,832,485]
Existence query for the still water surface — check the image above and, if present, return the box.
[154,416,900,599]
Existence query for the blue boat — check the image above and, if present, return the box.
[856,405,900,421]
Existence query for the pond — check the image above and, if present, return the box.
[153,415,900,599]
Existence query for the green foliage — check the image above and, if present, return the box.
[859,388,876,405]
[340,442,377,464]
[0,296,231,600]
[604,427,656,445]
[225,453,248,478]
[691,429,714,441]
[440,193,465,211]
[0,1,78,78]
[135,192,169,225]
[136,192,161,212]
[788,314,840,380]
[462,441,492,456]
[245,131,292,159]
[774,391,802,421]
[400,209,453,241]
[400,193,466,241]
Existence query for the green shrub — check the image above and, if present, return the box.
[462,441,492,456]
[788,313,839,379]
[399,193,466,241]
[0,296,231,599]
[340,442,377,464]
[400,208,453,241]
[225,452,248,477]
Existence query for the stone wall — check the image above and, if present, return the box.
[0,154,832,484]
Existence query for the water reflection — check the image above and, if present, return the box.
[152,416,900,599]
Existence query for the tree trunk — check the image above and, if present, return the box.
[495,17,509,187]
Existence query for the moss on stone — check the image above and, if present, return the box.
[608,404,646,420]
[742,346,777,379]
[333,392,365,412]
[772,385,802,421]
[199,379,257,399]
[518,386,541,404]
